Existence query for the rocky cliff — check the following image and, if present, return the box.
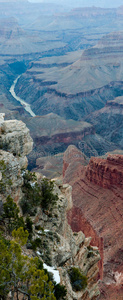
[34,180,100,300]
[63,146,123,299]
[86,154,123,188]
[0,118,101,299]
[0,115,33,203]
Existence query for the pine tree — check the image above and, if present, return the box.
[0,228,56,300]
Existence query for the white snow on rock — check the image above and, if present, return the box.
[43,263,60,284]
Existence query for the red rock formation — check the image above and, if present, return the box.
[86,154,123,188]
[63,146,123,299]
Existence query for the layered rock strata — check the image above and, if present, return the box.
[63,146,123,299]
[86,154,123,188]
[0,118,101,299]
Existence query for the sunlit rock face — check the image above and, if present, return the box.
[63,146,123,298]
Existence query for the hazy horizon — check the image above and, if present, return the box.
[28,0,123,8]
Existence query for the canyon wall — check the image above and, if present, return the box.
[0,117,101,299]
[63,145,123,299]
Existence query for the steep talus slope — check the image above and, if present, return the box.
[63,146,123,299]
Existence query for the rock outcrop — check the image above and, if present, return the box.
[33,179,101,300]
[63,146,123,299]
[86,154,123,188]
[0,116,33,202]
[0,118,33,169]
[0,150,23,203]
[0,119,101,299]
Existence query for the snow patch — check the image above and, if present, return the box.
[36,251,41,256]
[43,263,60,284]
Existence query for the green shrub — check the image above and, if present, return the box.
[0,160,12,193]
[68,267,87,291]
[2,196,24,234]
[35,224,42,230]
[20,173,58,215]
[87,245,94,258]
[25,216,33,239]
[30,238,42,251]
[40,178,58,213]
[54,284,67,300]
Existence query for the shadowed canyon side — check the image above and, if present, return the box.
[63,146,123,299]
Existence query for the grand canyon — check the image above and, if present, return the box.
[0,0,123,299]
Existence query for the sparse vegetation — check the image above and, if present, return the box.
[2,195,25,234]
[20,171,58,215]
[0,161,12,194]
[0,228,56,300]
[54,283,67,300]
[87,245,94,258]
[68,267,87,291]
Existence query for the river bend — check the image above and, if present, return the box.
[9,75,36,117]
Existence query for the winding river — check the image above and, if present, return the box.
[9,75,36,117]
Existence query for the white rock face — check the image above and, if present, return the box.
[0,119,33,169]
[0,117,33,202]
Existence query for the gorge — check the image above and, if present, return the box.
[9,75,36,117]
[0,1,123,299]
